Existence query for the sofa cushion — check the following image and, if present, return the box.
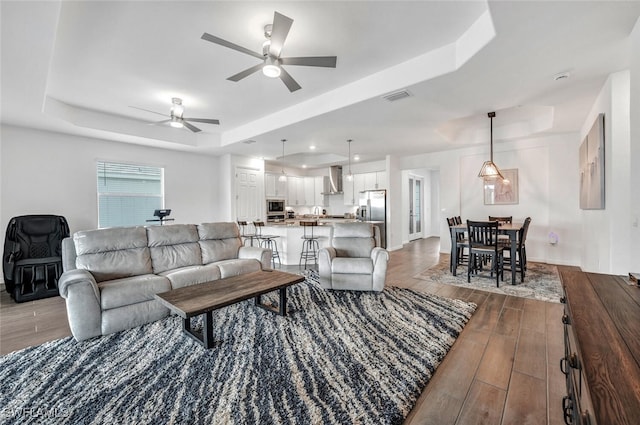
[216,259,262,278]
[146,224,202,274]
[160,264,222,289]
[333,222,374,238]
[99,274,171,310]
[332,238,375,258]
[199,240,241,264]
[332,257,373,274]
[198,222,240,239]
[198,222,242,264]
[74,227,152,282]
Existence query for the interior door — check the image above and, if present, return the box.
[408,176,423,241]
[236,167,260,221]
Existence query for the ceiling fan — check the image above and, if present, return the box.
[130,98,220,133]
[201,11,337,92]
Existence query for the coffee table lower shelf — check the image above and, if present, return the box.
[154,270,305,349]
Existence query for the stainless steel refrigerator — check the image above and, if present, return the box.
[358,189,387,248]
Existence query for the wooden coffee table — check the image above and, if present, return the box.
[154,270,305,349]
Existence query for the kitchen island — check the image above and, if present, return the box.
[261,218,356,266]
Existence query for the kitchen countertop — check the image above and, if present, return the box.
[267,218,357,227]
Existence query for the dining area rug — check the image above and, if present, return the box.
[0,279,476,425]
[414,254,563,303]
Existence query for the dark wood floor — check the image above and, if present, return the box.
[0,237,569,424]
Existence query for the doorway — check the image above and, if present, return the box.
[236,167,261,222]
[408,175,423,241]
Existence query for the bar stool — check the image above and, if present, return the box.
[253,221,281,268]
[237,221,257,246]
[299,220,320,269]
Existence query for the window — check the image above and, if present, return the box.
[97,161,164,228]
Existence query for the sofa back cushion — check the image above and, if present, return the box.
[332,222,375,258]
[146,224,202,274]
[197,222,241,264]
[74,227,152,282]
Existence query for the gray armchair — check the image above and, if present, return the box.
[318,222,389,292]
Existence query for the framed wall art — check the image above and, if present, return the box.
[484,168,519,205]
[579,113,605,209]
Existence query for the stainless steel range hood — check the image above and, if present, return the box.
[322,165,343,194]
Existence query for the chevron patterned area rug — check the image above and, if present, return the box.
[0,280,475,425]
[414,254,563,303]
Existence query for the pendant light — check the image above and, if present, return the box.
[478,111,504,179]
[278,139,287,182]
[346,139,354,181]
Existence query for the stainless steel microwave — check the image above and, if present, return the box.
[266,199,285,214]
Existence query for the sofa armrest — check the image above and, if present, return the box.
[61,237,77,272]
[58,270,102,341]
[371,247,389,292]
[238,246,272,270]
[318,247,336,288]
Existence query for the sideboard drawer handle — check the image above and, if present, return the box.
[569,353,581,370]
[562,314,570,325]
[560,357,569,375]
[562,396,574,424]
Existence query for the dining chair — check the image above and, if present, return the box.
[489,215,512,243]
[447,217,468,272]
[488,216,513,224]
[501,217,531,282]
[467,220,503,287]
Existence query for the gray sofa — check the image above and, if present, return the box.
[318,222,389,292]
[59,222,271,341]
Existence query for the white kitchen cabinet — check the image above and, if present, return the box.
[314,176,325,206]
[343,174,356,205]
[303,177,315,206]
[364,172,377,191]
[265,173,287,198]
[374,171,387,189]
[287,176,306,206]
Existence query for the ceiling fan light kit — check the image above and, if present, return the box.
[201,11,337,92]
[262,57,281,78]
[478,111,504,180]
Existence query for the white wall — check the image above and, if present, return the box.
[579,71,632,274]
[0,125,221,244]
[630,17,640,270]
[217,154,265,222]
[400,133,582,266]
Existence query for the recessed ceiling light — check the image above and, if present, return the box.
[553,72,571,81]
[302,164,307,168]
[353,154,360,161]
[309,145,316,150]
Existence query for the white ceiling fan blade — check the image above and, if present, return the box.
[279,67,301,92]
[269,12,293,58]
[129,106,169,117]
[280,56,337,68]
[227,63,264,82]
[182,121,202,133]
[201,32,264,60]
[185,118,220,125]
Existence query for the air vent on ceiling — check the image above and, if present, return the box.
[243,140,257,144]
[382,89,412,102]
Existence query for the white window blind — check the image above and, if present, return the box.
[97,161,163,228]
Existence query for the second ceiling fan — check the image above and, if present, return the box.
[201,11,337,92]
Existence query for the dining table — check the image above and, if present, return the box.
[450,222,524,285]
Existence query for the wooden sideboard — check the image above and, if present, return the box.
[560,270,640,424]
